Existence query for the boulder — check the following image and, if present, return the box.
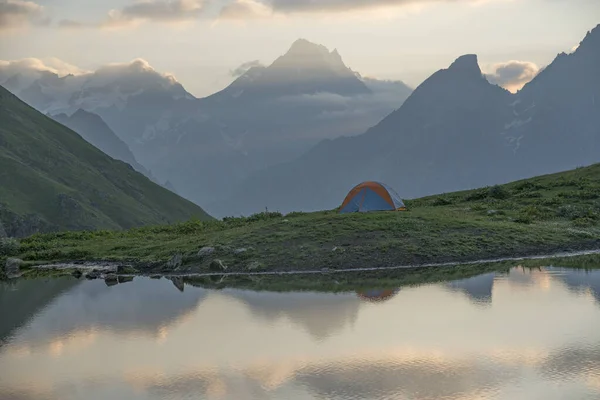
[118,276,134,284]
[71,270,83,279]
[209,259,228,272]
[4,258,23,278]
[197,246,215,258]
[85,270,101,280]
[166,253,183,269]
[246,261,264,271]
[150,275,162,279]
[104,273,118,286]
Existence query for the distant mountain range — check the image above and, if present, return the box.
[210,24,600,216]
[0,40,413,209]
[0,86,210,237]
[2,25,598,220]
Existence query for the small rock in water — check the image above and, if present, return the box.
[118,276,134,284]
[166,253,183,269]
[197,247,215,258]
[4,258,23,278]
[85,270,101,280]
[104,273,118,287]
[209,259,228,271]
[71,270,83,279]
[246,261,263,271]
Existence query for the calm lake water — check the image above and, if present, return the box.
[1,266,600,400]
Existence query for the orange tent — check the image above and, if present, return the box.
[339,181,406,213]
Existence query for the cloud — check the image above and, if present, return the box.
[60,0,208,29]
[230,60,264,77]
[218,0,493,17]
[0,57,88,78]
[0,0,47,31]
[219,0,273,20]
[58,19,90,29]
[484,60,540,93]
[103,0,207,28]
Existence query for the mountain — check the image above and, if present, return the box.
[51,109,150,177]
[212,24,600,217]
[0,44,412,210]
[124,40,412,208]
[0,85,211,237]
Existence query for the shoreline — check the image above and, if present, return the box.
[14,246,600,281]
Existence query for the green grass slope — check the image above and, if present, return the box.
[0,86,211,236]
[11,162,600,275]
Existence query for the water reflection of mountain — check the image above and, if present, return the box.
[548,267,600,303]
[0,277,80,344]
[444,273,495,304]
[223,290,361,340]
[15,278,207,343]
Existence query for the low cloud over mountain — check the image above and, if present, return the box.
[485,60,541,93]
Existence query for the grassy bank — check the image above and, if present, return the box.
[5,163,600,277]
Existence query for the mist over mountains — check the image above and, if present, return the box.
[0,40,412,210]
[2,25,599,219]
[211,24,600,216]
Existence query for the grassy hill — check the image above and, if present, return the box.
[0,85,211,237]
[7,162,600,278]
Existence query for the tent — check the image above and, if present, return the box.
[339,181,406,213]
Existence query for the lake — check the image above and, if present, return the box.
[1,265,600,400]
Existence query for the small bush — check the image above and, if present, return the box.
[432,197,453,206]
[0,238,20,256]
[285,211,307,218]
[556,205,598,221]
[465,188,489,201]
[514,214,533,224]
[513,181,544,192]
[573,218,596,227]
[538,197,561,207]
[515,191,542,199]
[488,185,510,200]
[247,211,283,222]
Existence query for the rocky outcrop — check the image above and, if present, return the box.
[209,259,228,272]
[4,258,23,279]
[197,247,215,258]
[166,253,183,269]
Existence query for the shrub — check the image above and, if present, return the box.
[514,214,533,224]
[465,188,489,201]
[432,197,453,206]
[556,205,598,221]
[285,211,307,218]
[515,191,542,199]
[538,197,561,207]
[513,181,544,191]
[573,218,596,227]
[488,185,510,199]
[0,238,20,256]
[247,211,283,222]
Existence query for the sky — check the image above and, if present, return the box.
[0,0,598,97]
